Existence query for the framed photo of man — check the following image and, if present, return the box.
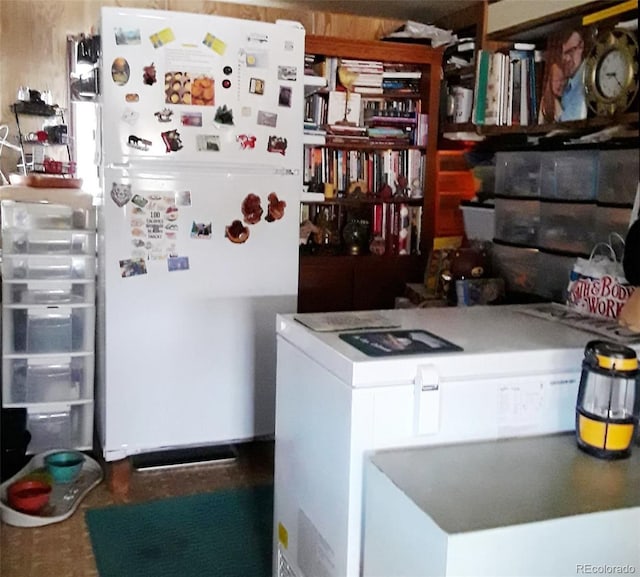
[539,26,595,123]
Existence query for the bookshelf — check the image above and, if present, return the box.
[298,35,442,313]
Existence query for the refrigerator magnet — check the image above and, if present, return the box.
[131,194,148,208]
[127,135,152,151]
[284,40,294,52]
[266,193,286,222]
[110,183,132,207]
[191,76,215,106]
[154,108,174,123]
[168,256,190,272]
[196,135,220,152]
[175,191,192,207]
[125,93,139,103]
[122,109,139,124]
[277,66,297,81]
[246,51,268,68]
[161,129,183,153]
[249,78,264,95]
[225,220,250,244]
[111,58,130,86]
[150,28,175,49]
[190,222,212,239]
[278,86,292,107]
[241,106,252,117]
[115,27,141,45]
[181,112,202,127]
[247,32,269,45]
[257,110,277,127]
[241,193,263,225]
[223,66,233,75]
[143,63,157,86]
[237,134,256,150]
[214,105,234,125]
[267,136,287,156]
[203,33,226,56]
[119,258,147,278]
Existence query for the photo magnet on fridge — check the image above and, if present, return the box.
[110,183,132,207]
[237,134,256,149]
[150,27,175,49]
[122,109,139,124]
[181,112,202,127]
[168,256,190,272]
[279,86,292,107]
[115,27,141,45]
[191,222,212,238]
[161,129,183,152]
[196,134,221,151]
[277,65,297,81]
[120,258,148,278]
[175,191,192,206]
[249,78,265,94]
[214,105,234,125]
[203,33,226,56]
[131,194,148,208]
[127,135,152,151]
[111,57,130,85]
[257,110,277,127]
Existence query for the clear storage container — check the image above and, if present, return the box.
[597,149,639,205]
[594,206,633,244]
[538,201,596,254]
[26,403,93,454]
[491,243,538,295]
[3,355,94,404]
[2,229,96,255]
[3,305,95,354]
[494,198,539,245]
[1,201,95,231]
[539,150,598,200]
[495,151,541,197]
[1,255,96,280]
[536,250,575,302]
[2,280,95,305]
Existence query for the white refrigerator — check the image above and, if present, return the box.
[96,7,305,461]
[273,306,631,577]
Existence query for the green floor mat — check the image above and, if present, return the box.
[86,484,273,577]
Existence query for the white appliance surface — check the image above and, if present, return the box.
[363,433,640,576]
[273,305,634,577]
[97,7,304,460]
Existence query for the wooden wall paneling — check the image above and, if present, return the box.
[298,256,354,313]
[0,0,403,177]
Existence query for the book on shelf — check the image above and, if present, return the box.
[382,71,422,79]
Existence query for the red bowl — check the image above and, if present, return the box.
[7,479,52,514]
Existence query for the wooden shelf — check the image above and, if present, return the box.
[441,111,639,137]
[301,196,424,207]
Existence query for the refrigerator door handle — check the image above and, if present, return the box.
[276,168,300,176]
[414,364,441,436]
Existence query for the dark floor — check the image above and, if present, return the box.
[1,441,274,577]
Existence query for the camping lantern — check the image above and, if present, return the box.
[576,340,640,459]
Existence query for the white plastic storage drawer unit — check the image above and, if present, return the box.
[3,229,96,256]
[597,149,639,205]
[2,280,95,306]
[539,150,598,200]
[3,305,95,355]
[2,201,96,231]
[26,403,93,454]
[538,201,596,254]
[494,198,539,245]
[3,354,94,404]
[2,255,96,280]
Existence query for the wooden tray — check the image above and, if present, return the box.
[9,173,83,189]
[0,450,103,527]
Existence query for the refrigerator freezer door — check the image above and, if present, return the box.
[100,7,303,171]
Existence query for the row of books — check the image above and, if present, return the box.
[473,47,544,126]
[303,147,424,198]
[307,55,422,95]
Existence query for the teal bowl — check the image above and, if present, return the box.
[44,451,85,484]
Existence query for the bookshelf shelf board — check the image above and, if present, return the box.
[323,142,427,151]
[301,197,424,207]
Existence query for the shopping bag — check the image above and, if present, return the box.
[566,236,635,320]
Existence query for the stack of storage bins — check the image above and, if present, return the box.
[1,200,96,454]
[492,148,637,302]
